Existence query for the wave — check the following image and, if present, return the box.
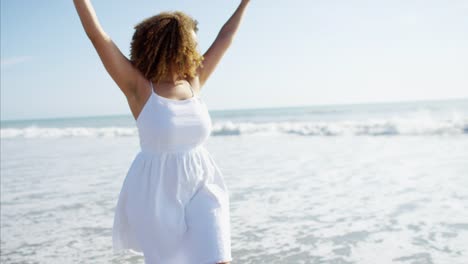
[212,110,468,136]
[212,119,468,136]
[0,126,137,139]
[2,116,467,139]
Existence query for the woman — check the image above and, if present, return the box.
[73,1,250,263]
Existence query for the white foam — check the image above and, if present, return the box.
[0,126,137,139]
[2,111,467,138]
[211,113,468,136]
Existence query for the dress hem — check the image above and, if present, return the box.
[201,256,233,264]
[113,246,144,256]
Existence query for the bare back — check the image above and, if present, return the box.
[128,75,202,121]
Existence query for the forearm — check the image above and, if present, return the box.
[73,0,108,40]
[219,0,250,39]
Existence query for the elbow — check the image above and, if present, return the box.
[219,24,237,39]
[85,30,99,41]
[217,30,234,44]
[87,30,110,44]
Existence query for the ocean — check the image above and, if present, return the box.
[1,98,467,263]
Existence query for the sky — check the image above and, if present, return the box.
[1,0,467,121]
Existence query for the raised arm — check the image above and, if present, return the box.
[73,0,142,97]
[197,0,250,88]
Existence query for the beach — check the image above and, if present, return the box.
[1,98,468,263]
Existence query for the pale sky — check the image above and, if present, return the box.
[1,0,467,121]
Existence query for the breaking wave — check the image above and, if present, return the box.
[2,115,467,138]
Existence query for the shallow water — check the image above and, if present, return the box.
[2,99,468,263]
[222,134,468,264]
[1,133,467,263]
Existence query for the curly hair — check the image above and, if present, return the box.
[129,11,204,84]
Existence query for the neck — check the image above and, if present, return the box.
[158,67,185,84]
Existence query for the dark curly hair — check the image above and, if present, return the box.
[130,11,204,84]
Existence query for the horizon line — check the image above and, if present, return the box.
[1,96,467,123]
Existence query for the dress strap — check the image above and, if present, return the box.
[186,79,194,97]
[189,86,194,97]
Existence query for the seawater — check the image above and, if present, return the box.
[1,98,467,263]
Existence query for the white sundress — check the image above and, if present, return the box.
[112,80,232,264]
